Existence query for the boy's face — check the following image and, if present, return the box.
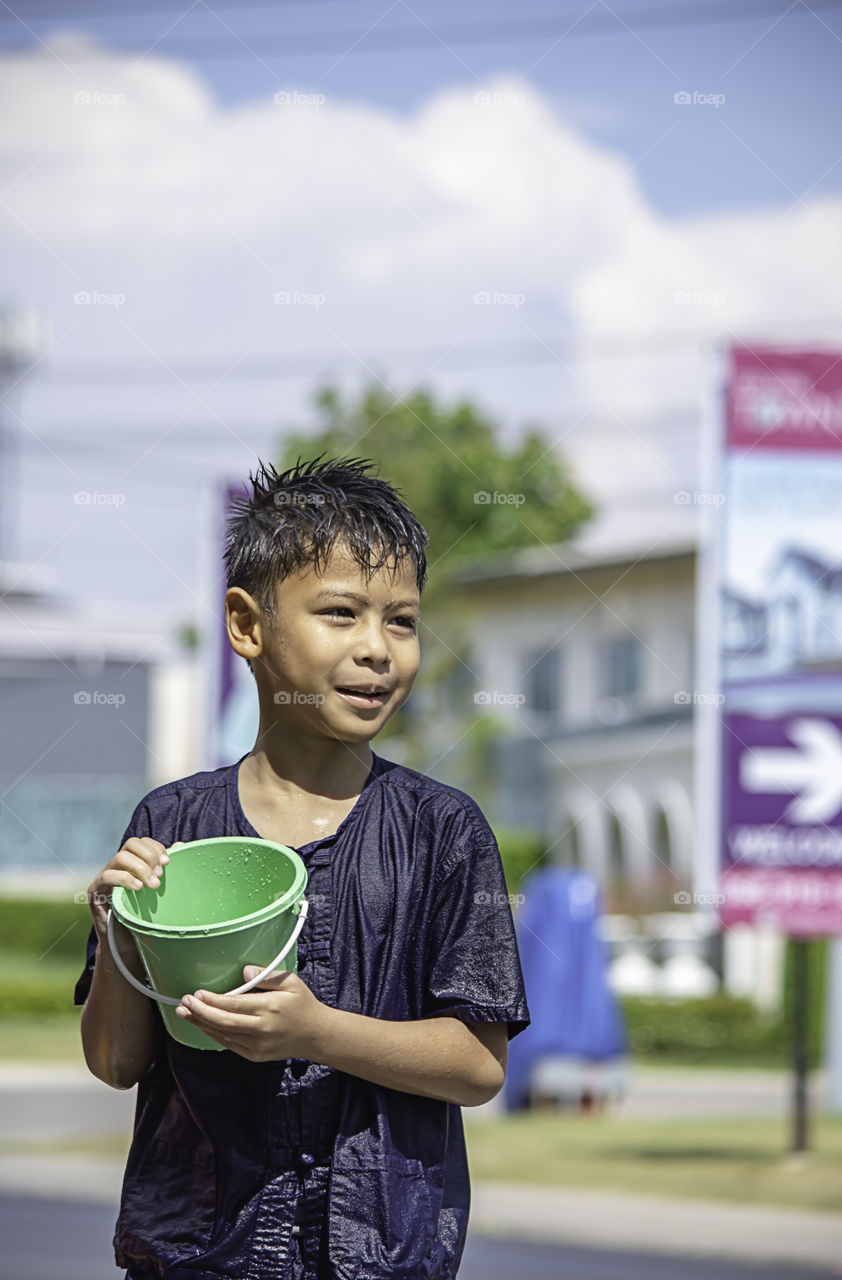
[243,541,421,741]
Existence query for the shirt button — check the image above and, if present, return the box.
[299,1151,315,1166]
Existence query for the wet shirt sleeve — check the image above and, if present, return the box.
[421,808,531,1040]
[73,800,153,1007]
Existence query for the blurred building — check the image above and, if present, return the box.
[0,560,200,890]
[433,513,696,896]
[420,509,779,1004]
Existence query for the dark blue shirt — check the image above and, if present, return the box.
[74,750,530,1280]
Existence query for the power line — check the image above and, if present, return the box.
[17,322,842,388]
[2,0,840,57]
[5,0,352,15]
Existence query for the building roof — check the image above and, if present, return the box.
[449,504,698,588]
[0,561,183,664]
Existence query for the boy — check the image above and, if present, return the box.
[75,454,530,1280]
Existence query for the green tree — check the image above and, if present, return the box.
[279,382,594,587]
[276,381,596,785]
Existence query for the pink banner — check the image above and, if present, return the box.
[726,345,842,452]
[721,866,842,936]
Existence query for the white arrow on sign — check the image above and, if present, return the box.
[740,717,842,824]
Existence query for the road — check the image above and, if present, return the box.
[1,1194,837,1280]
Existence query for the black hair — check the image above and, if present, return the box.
[223,454,429,664]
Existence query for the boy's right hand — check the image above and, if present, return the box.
[86,838,170,959]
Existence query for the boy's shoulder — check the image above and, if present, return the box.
[137,759,236,802]
[377,753,482,809]
[120,760,237,841]
[373,754,500,854]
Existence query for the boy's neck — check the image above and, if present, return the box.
[242,733,374,803]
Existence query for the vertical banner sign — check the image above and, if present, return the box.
[211,481,259,768]
[718,346,842,937]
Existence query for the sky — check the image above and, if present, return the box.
[2,0,842,637]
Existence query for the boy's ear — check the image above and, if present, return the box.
[225,587,264,662]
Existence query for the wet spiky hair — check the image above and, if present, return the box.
[223,453,429,644]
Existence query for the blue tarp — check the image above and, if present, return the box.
[504,867,628,1110]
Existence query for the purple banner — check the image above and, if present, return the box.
[718,346,842,936]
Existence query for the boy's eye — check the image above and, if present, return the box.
[321,608,417,630]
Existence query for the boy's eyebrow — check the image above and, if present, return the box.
[312,588,420,611]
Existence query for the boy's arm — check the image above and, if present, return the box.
[174,972,508,1107]
[79,838,168,1089]
[81,923,164,1090]
[310,1007,508,1106]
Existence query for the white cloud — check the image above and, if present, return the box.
[2,34,841,589]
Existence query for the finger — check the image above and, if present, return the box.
[186,988,264,1017]
[100,866,151,892]
[174,1014,237,1053]
[174,1003,266,1061]
[242,965,296,991]
[122,838,170,871]
[178,994,261,1031]
[118,849,168,886]
[124,836,169,860]
[104,857,161,890]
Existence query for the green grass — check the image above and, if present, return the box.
[0,952,87,1017]
[0,1132,132,1159]
[0,1014,86,1061]
[2,1108,840,1216]
[465,1111,842,1214]
[0,954,83,982]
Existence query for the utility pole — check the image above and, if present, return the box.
[0,305,45,563]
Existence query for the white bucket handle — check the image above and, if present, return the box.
[105,897,310,1006]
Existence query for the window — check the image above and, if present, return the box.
[522,646,561,719]
[606,810,625,883]
[600,635,641,699]
[440,648,474,716]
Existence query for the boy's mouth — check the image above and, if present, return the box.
[335,686,390,708]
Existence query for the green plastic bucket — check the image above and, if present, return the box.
[108,837,308,1051]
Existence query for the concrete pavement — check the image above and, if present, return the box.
[470,1181,842,1271]
[3,1193,834,1280]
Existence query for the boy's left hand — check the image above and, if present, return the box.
[175,966,328,1062]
